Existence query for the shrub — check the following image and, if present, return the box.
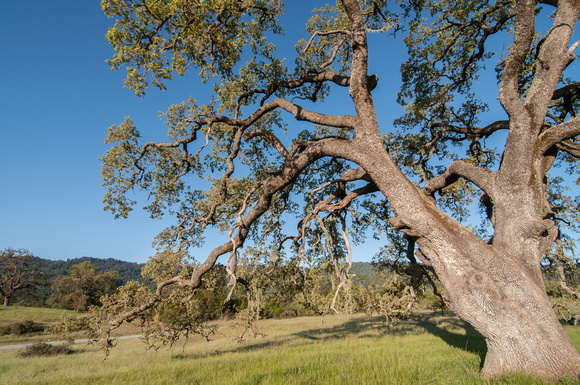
[0,320,45,336]
[18,342,73,358]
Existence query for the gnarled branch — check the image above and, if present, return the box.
[537,116,580,154]
[424,160,494,197]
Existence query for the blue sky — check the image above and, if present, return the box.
[1,2,576,265]
[0,1,193,262]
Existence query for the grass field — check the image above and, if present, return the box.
[0,306,77,346]
[1,311,579,384]
[0,306,75,326]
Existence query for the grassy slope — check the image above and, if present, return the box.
[0,306,75,326]
[0,306,78,346]
[1,313,579,385]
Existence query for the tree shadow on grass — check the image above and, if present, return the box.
[292,315,419,342]
[414,313,487,369]
[295,312,487,370]
[171,315,396,359]
[171,313,487,366]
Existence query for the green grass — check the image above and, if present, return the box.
[0,306,142,346]
[0,306,77,345]
[0,313,578,384]
[0,306,75,326]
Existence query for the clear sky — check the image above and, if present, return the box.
[1,2,576,265]
[0,1,195,262]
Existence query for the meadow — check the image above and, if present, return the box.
[0,307,77,346]
[1,309,579,385]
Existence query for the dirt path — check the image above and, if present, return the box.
[0,334,143,351]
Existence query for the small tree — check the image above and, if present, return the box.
[49,261,118,312]
[0,248,43,306]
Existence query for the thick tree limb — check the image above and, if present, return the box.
[136,98,356,162]
[524,0,580,123]
[537,115,580,154]
[273,98,357,127]
[430,120,509,137]
[424,160,494,197]
[201,98,357,130]
[557,140,580,158]
[552,81,580,100]
[538,0,558,6]
[498,0,580,182]
[342,0,377,127]
[243,129,290,162]
[498,0,535,119]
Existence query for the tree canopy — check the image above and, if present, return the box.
[48,261,118,312]
[100,0,580,380]
[0,248,44,307]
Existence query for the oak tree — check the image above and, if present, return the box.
[100,0,580,380]
[0,248,44,306]
[49,261,118,312]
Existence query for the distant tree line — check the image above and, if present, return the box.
[0,249,152,309]
[1,248,579,329]
[39,256,151,286]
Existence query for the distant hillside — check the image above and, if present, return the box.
[6,257,152,307]
[350,262,389,288]
[34,258,386,289]
[349,262,378,275]
[36,256,151,287]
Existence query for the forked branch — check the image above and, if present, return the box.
[105,136,354,335]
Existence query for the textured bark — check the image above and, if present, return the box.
[437,236,580,379]
[419,217,580,379]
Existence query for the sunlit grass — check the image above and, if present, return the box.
[0,313,578,384]
[0,306,77,346]
[0,306,75,326]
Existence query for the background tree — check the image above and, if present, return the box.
[100,0,580,380]
[48,261,118,312]
[539,177,580,323]
[0,248,44,306]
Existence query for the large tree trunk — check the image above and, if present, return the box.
[407,205,580,379]
[3,295,10,306]
[430,235,580,379]
[410,190,580,379]
[355,140,580,380]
